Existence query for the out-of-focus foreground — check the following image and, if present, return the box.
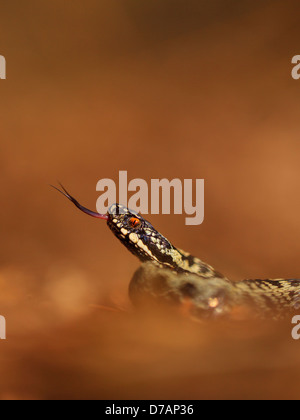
[1,0,300,399]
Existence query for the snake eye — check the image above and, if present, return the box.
[129,217,141,228]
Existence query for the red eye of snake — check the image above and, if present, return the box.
[130,217,141,228]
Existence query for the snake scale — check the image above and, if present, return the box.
[53,184,300,320]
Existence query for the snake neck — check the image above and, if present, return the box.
[149,245,229,281]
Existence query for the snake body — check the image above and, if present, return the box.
[54,185,300,320]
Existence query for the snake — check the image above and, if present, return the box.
[53,184,300,320]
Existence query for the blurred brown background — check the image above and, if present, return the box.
[1,0,300,400]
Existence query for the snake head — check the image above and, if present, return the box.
[106,203,177,266]
[52,185,176,266]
